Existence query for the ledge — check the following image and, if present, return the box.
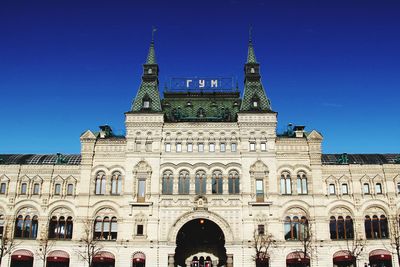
[129,202,153,207]
[248,201,273,206]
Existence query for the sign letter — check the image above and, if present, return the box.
[199,79,205,88]
[186,79,193,88]
[211,79,218,88]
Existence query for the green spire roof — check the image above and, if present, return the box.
[131,40,162,112]
[240,39,272,112]
[146,41,157,64]
[247,40,257,63]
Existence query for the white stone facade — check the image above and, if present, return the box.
[1,108,399,267]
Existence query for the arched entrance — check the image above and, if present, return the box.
[175,218,226,267]
[11,249,34,267]
[369,249,392,267]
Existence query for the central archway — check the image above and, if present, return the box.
[174,218,226,267]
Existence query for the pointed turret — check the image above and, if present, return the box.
[240,35,272,112]
[131,30,162,112]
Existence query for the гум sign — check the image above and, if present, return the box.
[170,77,234,91]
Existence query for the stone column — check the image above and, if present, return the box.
[168,254,174,267]
[227,254,233,267]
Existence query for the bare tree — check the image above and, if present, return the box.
[345,229,366,267]
[252,228,275,267]
[35,223,55,267]
[297,219,313,267]
[388,215,400,266]
[0,217,19,266]
[75,219,103,267]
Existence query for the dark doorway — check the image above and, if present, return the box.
[10,259,33,267]
[175,218,226,267]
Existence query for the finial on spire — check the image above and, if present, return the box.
[151,26,157,43]
[145,27,157,64]
[247,26,257,63]
[249,25,253,43]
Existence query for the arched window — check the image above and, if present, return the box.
[297,172,308,194]
[15,215,38,239]
[212,170,223,194]
[178,170,190,194]
[162,170,173,195]
[95,171,106,195]
[0,182,7,194]
[48,216,73,240]
[228,170,240,194]
[280,172,291,195]
[330,215,354,240]
[94,216,117,240]
[365,214,389,239]
[111,172,122,195]
[195,170,206,195]
[284,215,308,240]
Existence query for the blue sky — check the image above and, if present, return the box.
[0,0,399,154]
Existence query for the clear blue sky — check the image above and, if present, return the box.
[0,0,399,154]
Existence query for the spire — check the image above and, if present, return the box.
[247,26,257,63]
[131,28,162,112]
[240,32,272,112]
[145,27,157,64]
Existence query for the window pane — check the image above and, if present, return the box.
[21,183,27,194]
[375,183,382,194]
[302,178,307,194]
[138,180,146,198]
[55,184,61,195]
[165,143,171,152]
[176,143,182,152]
[198,143,204,152]
[33,184,40,195]
[187,143,193,152]
[249,142,256,151]
[329,184,335,194]
[342,184,348,194]
[285,178,291,194]
[260,142,266,151]
[209,143,215,152]
[220,143,226,152]
[67,184,73,195]
[280,178,285,194]
[0,183,6,194]
[364,184,370,194]
[231,143,237,152]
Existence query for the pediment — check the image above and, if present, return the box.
[307,130,323,140]
[80,130,97,140]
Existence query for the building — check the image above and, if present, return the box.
[0,37,400,267]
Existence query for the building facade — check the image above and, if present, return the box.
[0,38,400,267]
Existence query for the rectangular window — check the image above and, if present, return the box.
[249,142,256,151]
[258,224,265,235]
[260,142,267,151]
[67,184,74,195]
[231,143,237,152]
[21,183,27,195]
[342,184,348,195]
[198,143,204,152]
[187,143,193,152]
[375,183,382,194]
[54,184,61,195]
[0,183,6,194]
[137,225,144,236]
[256,179,264,202]
[165,143,171,152]
[135,142,142,152]
[145,142,152,152]
[220,143,226,152]
[33,183,40,195]
[209,143,215,152]
[397,183,400,193]
[364,183,370,194]
[176,143,182,152]
[329,184,335,195]
[138,179,146,202]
